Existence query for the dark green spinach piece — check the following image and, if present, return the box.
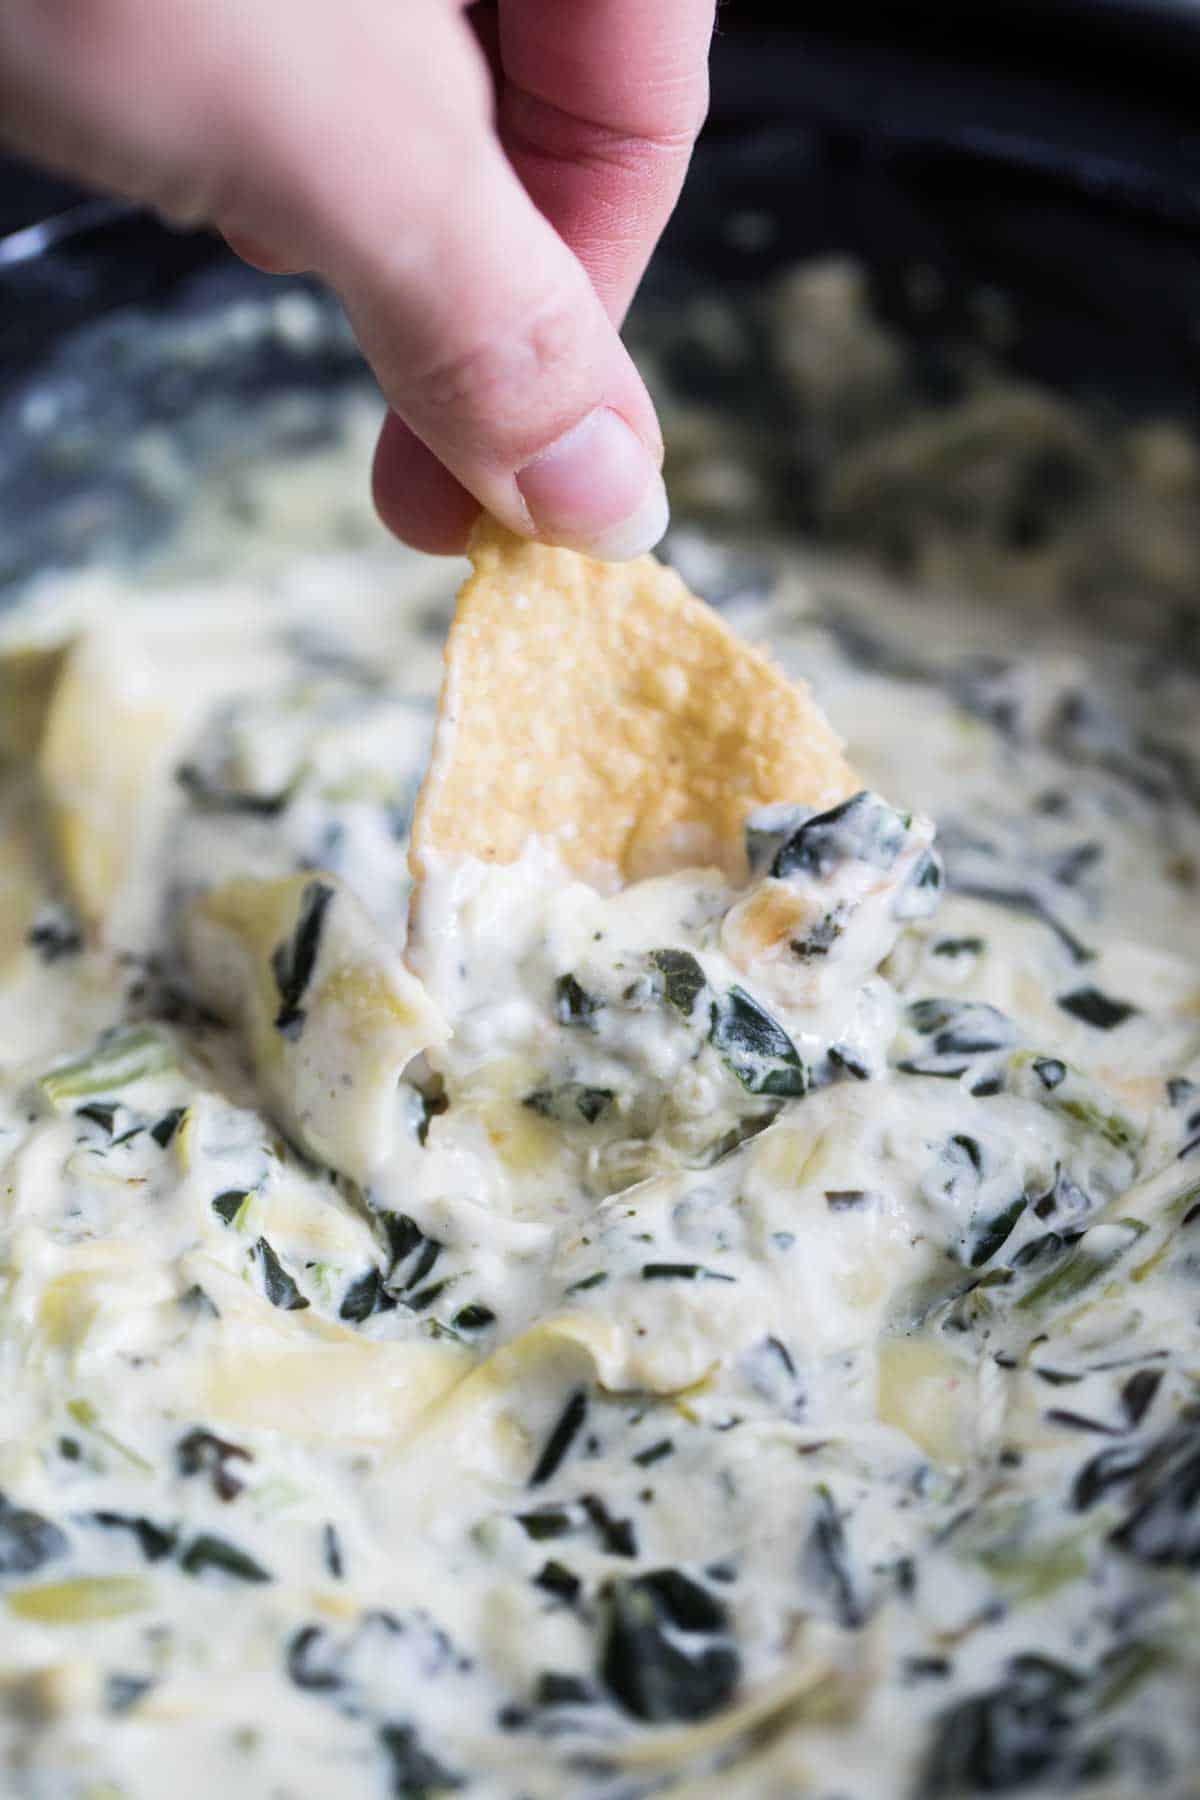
[340,1267,397,1323]
[918,1654,1082,1797]
[648,948,708,1016]
[771,791,907,880]
[270,879,335,1039]
[380,1213,442,1293]
[452,1303,495,1332]
[252,1237,309,1311]
[528,1390,588,1488]
[641,1262,735,1283]
[533,1560,581,1603]
[711,987,806,1097]
[378,1723,464,1797]
[806,1486,864,1628]
[150,1106,187,1148]
[524,1084,613,1125]
[1057,987,1137,1030]
[968,1196,1028,1268]
[287,1623,343,1691]
[212,1189,250,1226]
[89,1511,177,1562]
[600,1568,740,1722]
[0,1493,69,1577]
[180,1533,271,1583]
[554,974,601,1026]
[176,1427,252,1501]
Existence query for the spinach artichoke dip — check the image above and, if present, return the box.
[5,355,1200,1800]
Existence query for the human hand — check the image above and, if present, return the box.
[0,0,713,559]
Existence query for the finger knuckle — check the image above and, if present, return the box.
[418,289,594,449]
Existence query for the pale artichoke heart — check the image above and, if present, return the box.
[183,870,446,1182]
[37,596,287,946]
[184,1258,471,1448]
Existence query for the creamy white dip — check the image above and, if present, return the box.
[4,341,1200,1800]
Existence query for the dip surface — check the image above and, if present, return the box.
[4,387,1200,1800]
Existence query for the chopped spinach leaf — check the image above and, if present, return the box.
[600,1568,740,1722]
[252,1237,309,1310]
[744,803,811,875]
[894,849,944,920]
[452,1303,495,1332]
[535,1672,592,1707]
[771,791,907,880]
[825,1189,871,1211]
[711,986,806,1097]
[523,1083,613,1125]
[381,1213,442,1292]
[26,915,83,962]
[180,1533,271,1583]
[1121,1369,1163,1428]
[1056,986,1137,1030]
[414,1089,448,1146]
[75,1101,119,1134]
[406,1278,450,1313]
[790,908,846,961]
[581,1494,637,1558]
[287,1623,343,1691]
[918,1654,1081,1798]
[0,1493,69,1576]
[908,998,1016,1056]
[528,1390,588,1488]
[516,1506,574,1542]
[340,1267,397,1323]
[89,1511,177,1562]
[212,1189,251,1226]
[554,974,601,1026]
[270,878,334,1040]
[806,1486,864,1628]
[176,762,289,817]
[1105,1411,1200,1567]
[969,1196,1028,1268]
[150,1105,187,1148]
[648,948,708,1016]
[828,1044,871,1081]
[378,1723,464,1797]
[633,1440,674,1468]
[932,936,984,958]
[105,1673,154,1713]
[566,1271,607,1295]
[323,1523,345,1580]
[533,1560,581,1603]
[176,1428,253,1502]
[641,1262,735,1283]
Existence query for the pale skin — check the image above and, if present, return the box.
[0,0,715,558]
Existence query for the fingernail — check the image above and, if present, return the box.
[515,407,669,561]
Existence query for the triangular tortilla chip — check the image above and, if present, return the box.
[410,520,858,885]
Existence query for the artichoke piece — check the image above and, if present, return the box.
[38,625,183,940]
[184,872,446,1182]
[37,599,286,945]
[39,1026,175,1108]
[0,642,67,761]
[7,1576,153,1622]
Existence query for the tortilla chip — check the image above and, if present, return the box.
[410,520,858,885]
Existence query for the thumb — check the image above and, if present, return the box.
[310,26,667,559]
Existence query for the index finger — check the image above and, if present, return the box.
[497,0,715,322]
